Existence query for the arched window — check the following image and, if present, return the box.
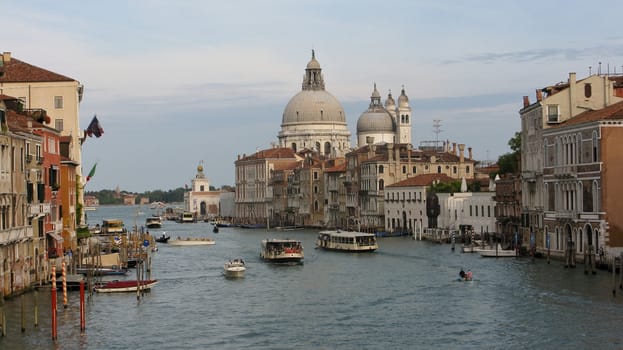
[314,186,318,194]
[314,200,319,211]
[437,166,442,173]
[379,179,385,190]
[405,115,409,123]
[592,131,599,162]
[466,166,470,173]
[315,142,321,152]
[413,166,417,174]
[584,83,592,98]
[402,165,407,174]
[291,143,297,152]
[324,142,331,155]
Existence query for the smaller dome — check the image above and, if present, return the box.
[357,111,395,133]
[197,164,203,172]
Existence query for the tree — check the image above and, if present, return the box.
[497,132,521,175]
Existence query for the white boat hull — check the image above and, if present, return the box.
[169,239,215,246]
[479,245,517,257]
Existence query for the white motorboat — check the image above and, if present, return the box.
[223,259,246,278]
[168,237,215,246]
[479,244,517,257]
[316,230,378,252]
[260,239,303,264]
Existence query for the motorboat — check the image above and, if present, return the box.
[316,230,378,252]
[223,259,246,278]
[94,279,158,293]
[145,215,163,229]
[260,239,303,264]
[168,237,215,246]
[461,241,494,253]
[479,244,517,257]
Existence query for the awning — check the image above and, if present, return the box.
[47,232,64,242]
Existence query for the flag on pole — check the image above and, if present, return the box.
[86,115,104,138]
[86,163,97,183]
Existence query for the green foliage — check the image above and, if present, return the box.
[85,187,187,204]
[76,226,91,240]
[429,181,461,193]
[496,131,522,176]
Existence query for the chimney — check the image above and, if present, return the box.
[459,144,465,163]
[452,143,457,155]
[536,89,543,102]
[523,96,530,107]
[468,147,472,159]
[2,52,11,63]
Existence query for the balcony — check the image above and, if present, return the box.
[29,203,51,217]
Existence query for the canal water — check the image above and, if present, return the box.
[1,205,622,350]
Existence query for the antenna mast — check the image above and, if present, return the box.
[432,119,443,151]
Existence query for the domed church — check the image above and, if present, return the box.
[278,51,351,157]
[356,84,412,147]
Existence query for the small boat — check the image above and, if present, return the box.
[168,237,215,246]
[223,259,246,278]
[479,244,517,258]
[213,226,219,233]
[215,221,235,228]
[145,215,163,228]
[76,266,129,276]
[260,239,303,264]
[94,279,159,293]
[240,223,266,229]
[316,230,378,252]
[155,233,170,243]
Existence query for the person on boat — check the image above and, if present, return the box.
[465,270,473,281]
[459,269,466,279]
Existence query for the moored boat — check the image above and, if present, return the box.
[94,279,158,293]
[223,259,246,278]
[479,244,517,257]
[260,239,303,264]
[316,230,378,252]
[76,266,129,276]
[168,237,215,246]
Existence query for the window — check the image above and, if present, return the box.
[313,172,318,180]
[466,166,470,174]
[547,105,559,123]
[592,131,599,162]
[54,96,63,109]
[437,166,442,174]
[379,165,384,174]
[453,166,457,174]
[200,185,204,191]
[413,166,417,174]
[402,165,407,174]
[55,119,64,131]
[291,143,297,152]
[379,179,384,190]
[584,83,592,98]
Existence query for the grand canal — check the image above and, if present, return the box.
[1,205,622,349]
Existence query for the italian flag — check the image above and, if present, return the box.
[86,163,97,183]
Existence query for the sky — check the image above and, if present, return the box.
[3,0,623,192]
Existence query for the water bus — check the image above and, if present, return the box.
[316,230,378,252]
[260,239,303,264]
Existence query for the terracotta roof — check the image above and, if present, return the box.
[6,109,43,133]
[0,56,75,83]
[325,162,346,173]
[558,100,623,127]
[272,161,301,171]
[387,173,456,188]
[238,147,297,161]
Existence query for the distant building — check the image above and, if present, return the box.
[184,162,220,219]
[123,194,136,205]
[84,195,100,207]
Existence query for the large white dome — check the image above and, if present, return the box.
[282,90,346,126]
[277,51,351,156]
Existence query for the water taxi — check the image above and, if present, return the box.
[223,259,246,278]
[316,230,378,252]
[178,212,195,223]
[260,239,303,264]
